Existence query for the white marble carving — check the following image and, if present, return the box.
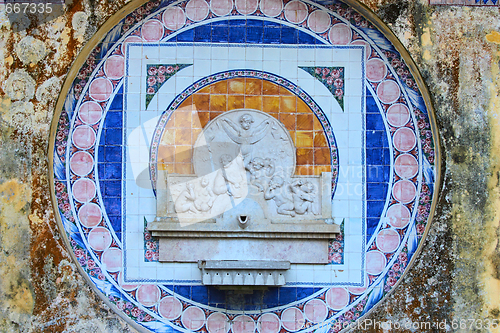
[149,109,339,265]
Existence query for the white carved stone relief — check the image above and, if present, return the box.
[149,109,339,267]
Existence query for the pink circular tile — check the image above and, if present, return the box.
[393,127,416,152]
[141,19,164,41]
[328,23,352,45]
[89,78,113,102]
[386,203,411,229]
[185,0,210,22]
[104,55,125,80]
[207,312,230,333]
[137,285,161,307]
[376,80,400,104]
[88,226,112,251]
[281,307,304,332]
[78,101,102,125]
[72,178,96,203]
[233,315,255,333]
[366,250,387,275]
[395,153,418,179]
[235,0,258,15]
[350,40,371,60]
[386,103,410,127]
[159,296,183,320]
[102,247,122,272]
[259,0,283,17]
[72,125,96,150]
[257,313,280,333]
[181,306,206,331]
[376,228,401,253]
[163,6,186,30]
[366,58,387,82]
[307,10,331,34]
[303,299,328,323]
[325,287,349,310]
[348,276,369,295]
[78,203,102,228]
[118,272,138,291]
[284,0,308,24]
[70,151,94,176]
[121,36,143,55]
[211,0,233,16]
[392,180,417,204]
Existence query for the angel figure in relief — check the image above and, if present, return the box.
[219,113,271,170]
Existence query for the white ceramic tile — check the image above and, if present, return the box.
[143,45,160,61]
[229,45,246,59]
[126,77,142,94]
[246,47,263,61]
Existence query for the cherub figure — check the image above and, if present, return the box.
[248,157,275,191]
[290,179,319,215]
[213,154,246,198]
[193,176,216,212]
[174,182,197,213]
[264,175,295,216]
[220,114,271,169]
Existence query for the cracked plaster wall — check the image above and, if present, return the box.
[0,0,499,331]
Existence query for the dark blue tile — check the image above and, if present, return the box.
[109,216,121,233]
[262,287,278,304]
[246,27,263,43]
[298,31,318,45]
[212,20,229,26]
[281,26,298,44]
[367,201,386,218]
[297,287,314,300]
[176,28,194,42]
[212,26,229,42]
[366,94,378,113]
[366,218,380,242]
[367,183,387,200]
[366,131,385,148]
[106,198,121,215]
[246,19,263,27]
[104,180,121,197]
[192,286,209,303]
[263,27,280,44]
[104,111,122,128]
[209,287,225,304]
[383,149,391,165]
[367,165,389,182]
[228,26,246,43]
[104,163,121,179]
[109,92,123,111]
[105,146,121,162]
[98,163,105,180]
[366,148,384,165]
[105,128,122,145]
[263,20,280,28]
[279,287,297,304]
[366,113,385,130]
[194,25,212,42]
[229,19,246,26]
[174,285,191,299]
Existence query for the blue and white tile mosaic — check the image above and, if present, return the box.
[51,0,438,331]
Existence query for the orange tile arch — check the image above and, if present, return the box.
[158,78,331,176]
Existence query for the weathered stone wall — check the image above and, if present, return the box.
[0,0,499,331]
